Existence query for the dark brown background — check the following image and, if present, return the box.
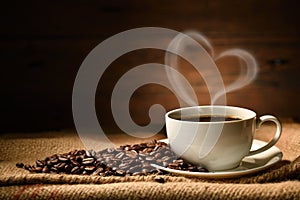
[1,0,300,133]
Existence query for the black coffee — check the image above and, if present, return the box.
[175,115,242,122]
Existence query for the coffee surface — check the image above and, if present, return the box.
[174,115,242,122]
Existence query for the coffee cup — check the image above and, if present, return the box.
[165,105,282,171]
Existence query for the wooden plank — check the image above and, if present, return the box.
[0,0,299,38]
[1,0,300,132]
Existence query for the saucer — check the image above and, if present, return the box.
[151,139,283,179]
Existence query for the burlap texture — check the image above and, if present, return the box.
[0,123,299,199]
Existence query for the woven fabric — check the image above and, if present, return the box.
[0,123,299,199]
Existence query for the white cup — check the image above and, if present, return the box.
[165,105,282,171]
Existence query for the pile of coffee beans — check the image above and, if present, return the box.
[16,140,208,176]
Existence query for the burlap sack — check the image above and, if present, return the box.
[0,123,299,199]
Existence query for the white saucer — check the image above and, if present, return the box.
[151,139,282,179]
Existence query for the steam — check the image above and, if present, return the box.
[165,31,258,106]
[212,49,258,104]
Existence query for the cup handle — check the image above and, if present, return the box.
[247,115,282,156]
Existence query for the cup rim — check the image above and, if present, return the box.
[166,105,256,124]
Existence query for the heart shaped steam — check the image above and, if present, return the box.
[165,30,258,106]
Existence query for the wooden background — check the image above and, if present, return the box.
[1,0,299,133]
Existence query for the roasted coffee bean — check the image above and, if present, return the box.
[84,166,96,171]
[75,156,84,163]
[162,161,169,167]
[35,160,44,167]
[70,159,80,166]
[77,150,86,155]
[24,164,31,170]
[85,150,92,157]
[132,172,142,176]
[130,150,138,155]
[82,171,88,175]
[71,166,81,174]
[92,168,103,176]
[50,158,59,165]
[57,162,66,170]
[145,156,154,161]
[82,157,95,165]
[18,140,209,176]
[50,167,58,173]
[169,163,179,168]
[46,160,52,167]
[58,156,68,162]
[115,152,125,159]
[161,156,170,162]
[33,167,43,173]
[147,143,156,148]
[142,161,151,168]
[64,164,72,173]
[42,166,50,173]
[16,163,24,168]
[138,153,146,157]
[154,176,165,183]
[119,163,130,170]
[116,170,126,176]
[106,148,114,153]
[142,168,149,175]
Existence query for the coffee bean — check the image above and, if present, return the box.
[35,160,44,167]
[75,156,84,163]
[50,167,58,173]
[116,170,126,176]
[50,158,59,165]
[16,163,24,168]
[142,161,151,168]
[154,152,162,159]
[119,163,130,170]
[142,168,149,175]
[82,171,88,175]
[71,166,80,174]
[42,166,50,173]
[18,140,209,176]
[115,152,125,159]
[85,150,92,157]
[82,157,95,165]
[64,164,72,173]
[70,159,80,166]
[169,163,179,168]
[162,161,169,167]
[33,167,43,173]
[107,148,115,153]
[77,150,86,155]
[58,156,68,162]
[161,156,170,162]
[154,176,165,183]
[145,156,154,161]
[129,165,142,173]
[92,168,103,176]
[57,162,66,170]
[24,164,31,170]
[132,172,142,176]
[139,153,146,157]
[147,143,156,148]
[84,166,96,171]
